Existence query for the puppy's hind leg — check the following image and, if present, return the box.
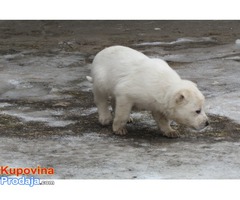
[113,96,132,135]
[111,97,133,124]
[93,88,112,125]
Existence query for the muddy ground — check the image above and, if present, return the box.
[0,21,240,179]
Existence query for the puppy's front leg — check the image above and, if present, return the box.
[152,111,180,138]
[113,96,132,135]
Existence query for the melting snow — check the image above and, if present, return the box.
[135,37,215,46]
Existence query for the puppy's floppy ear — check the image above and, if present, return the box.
[175,89,189,104]
[176,93,185,104]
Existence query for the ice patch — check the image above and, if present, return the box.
[131,112,147,119]
[207,93,240,123]
[155,44,238,63]
[1,110,50,123]
[235,39,240,45]
[224,56,240,61]
[80,107,97,116]
[3,53,25,61]
[135,37,215,46]
[8,79,21,86]
[12,80,33,89]
[1,135,240,178]
[1,110,75,127]
[0,103,12,108]
[47,120,74,127]
[78,80,92,92]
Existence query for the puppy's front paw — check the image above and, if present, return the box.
[163,130,180,138]
[113,127,128,135]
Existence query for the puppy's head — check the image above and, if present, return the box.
[169,80,209,130]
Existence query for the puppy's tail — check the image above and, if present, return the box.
[86,76,93,83]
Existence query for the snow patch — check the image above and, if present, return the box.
[78,80,92,92]
[135,37,215,46]
[1,110,75,127]
[8,79,21,86]
[235,39,240,45]
[0,103,12,108]
[80,107,97,116]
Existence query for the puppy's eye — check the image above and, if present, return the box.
[196,109,201,114]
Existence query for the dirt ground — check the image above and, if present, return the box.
[0,21,240,179]
[1,20,240,53]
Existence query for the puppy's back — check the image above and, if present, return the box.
[91,46,149,88]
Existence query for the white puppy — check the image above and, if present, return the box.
[87,45,209,137]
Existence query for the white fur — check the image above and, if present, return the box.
[89,45,208,137]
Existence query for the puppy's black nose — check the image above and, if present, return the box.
[205,121,209,127]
